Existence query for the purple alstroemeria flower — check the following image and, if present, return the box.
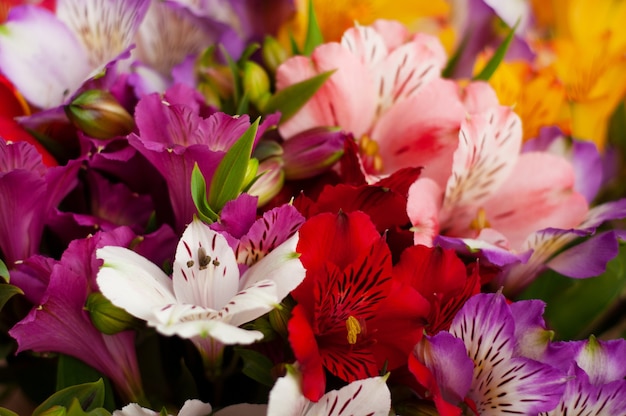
[128,83,279,233]
[129,0,245,96]
[0,139,80,266]
[409,293,567,415]
[536,337,626,415]
[0,0,150,111]
[9,225,177,403]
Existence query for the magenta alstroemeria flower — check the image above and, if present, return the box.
[128,83,279,233]
[409,293,567,415]
[0,139,80,266]
[0,0,149,110]
[9,225,176,403]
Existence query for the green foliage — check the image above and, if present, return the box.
[0,283,23,311]
[190,163,219,223]
[302,0,324,56]
[472,19,520,82]
[520,242,626,340]
[261,70,334,122]
[208,118,260,213]
[32,379,106,416]
[234,348,275,387]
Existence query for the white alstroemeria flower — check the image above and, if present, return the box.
[211,368,391,416]
[113,399,212,416]
[96,217,305,345]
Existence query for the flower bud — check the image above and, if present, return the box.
[64,90,135,140]
[242,157,260,191]
[268,297,295,338]
[282,127,346,180]
[241,61,271,108]
[248,156,284,207]
[262,35,290,74]
[85,292,138,335]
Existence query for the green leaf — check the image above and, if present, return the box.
[220,45,243,111]
[33,379,106,416]
[0,283,23,311]
[519,242,626,340]
[66,399,111,416]
[208,118,260,212]
[234,348,275,387]
[261,70,334,122]
[442,34,468,78]
[190,163,219,223]
[0,408,19,416]
[56,356,116,411]
[472,19,520,81]
[288,30,301,55]
[0,259,9,281]
[238,43,261,65]
[235,91,250,115]
[302,0,323,56]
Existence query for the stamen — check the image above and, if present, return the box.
[470,207,491,231]
[346,316,362,345]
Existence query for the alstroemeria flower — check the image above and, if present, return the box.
[0,139,79,266]
[0,0,149,110]
[114,399,213,416]
[97,216,305,362]
[128,83,279,233]
[276,19,466,180]
[409,293,567,415]
[288,210,430,401]
[212,367,392,416]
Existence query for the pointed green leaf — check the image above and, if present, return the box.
[220,45,243,110]
[0,283,23,311]
[66,399,111,416]
[235,91,250,115]
[302,0,324,56]
[33,379,106,416]
[0,408,19,416]
[190,163,219,223]
[56,355,116,411]
[234,347,275,387]
[0,259,8,282]
[442,34,469,78]
[288,30,301,55]
[208,118,260,212]
[238,43,261,65]
[472,19,520,81]
[261,70,334,122]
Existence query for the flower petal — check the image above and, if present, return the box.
[172,218,240,310]
[96,245,175,323]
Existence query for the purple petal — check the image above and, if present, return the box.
[509,299,553,360]
[573,337,626,385]
[581,199,626,230]
[524,129,603,202]
[57,0,150,68]
[235,204,305,266]
[415,332,473,405]
[435,235,531,267]
[0,5,91,108]
[547,231,620,278]
[9,255,57,305]
[210,193,259,240]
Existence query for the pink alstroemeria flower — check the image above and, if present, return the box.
[275,19,466,182]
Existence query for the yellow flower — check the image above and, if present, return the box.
[474,56,568,141]
[278,0,452,50]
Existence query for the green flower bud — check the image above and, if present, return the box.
[241,61,271,108]
[247,156,285,207]
[262,36,290,74]
[64,90,135,140]
[85,292,138,335]
[268,297,295,338]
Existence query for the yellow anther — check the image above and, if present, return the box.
[469,207,491,231]
[346,316,362,345]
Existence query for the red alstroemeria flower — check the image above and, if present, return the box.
[394,245,481,334]
[288,210,430,401]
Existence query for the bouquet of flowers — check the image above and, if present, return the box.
[0,0,625,415]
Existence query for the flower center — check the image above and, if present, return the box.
[469,207,491,231]
[358,135,384,173]
[346,315,362,345]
